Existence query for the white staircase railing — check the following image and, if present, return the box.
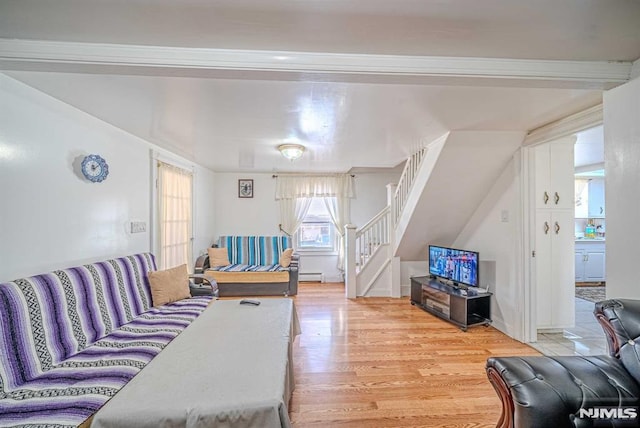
[346,147,427,297]
[393,147,426,225]
[355,206,390,270]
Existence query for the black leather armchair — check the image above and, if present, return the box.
[486,299,640,428]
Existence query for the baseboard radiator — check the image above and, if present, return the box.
[299,272,323,282]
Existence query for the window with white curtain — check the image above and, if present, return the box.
[275,174,355,270]
[296,198,337,251]
[157,161,193,270]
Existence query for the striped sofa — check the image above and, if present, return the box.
[0,253,212,427]
[194,236,299,296]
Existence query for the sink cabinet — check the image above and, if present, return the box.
[575,241,606,282]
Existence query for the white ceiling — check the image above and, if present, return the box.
[1,0,639,172]
[2,0,640,61]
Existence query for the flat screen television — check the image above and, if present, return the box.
[428,245,479,288]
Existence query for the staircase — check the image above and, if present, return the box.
[345,130,524,298]
[345,146,428,297]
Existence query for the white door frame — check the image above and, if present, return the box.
[519,105,603,344]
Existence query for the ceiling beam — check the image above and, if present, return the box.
[524,104,603,146]
[0,39,633,89]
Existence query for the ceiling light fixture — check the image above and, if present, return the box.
[278,143,305,161]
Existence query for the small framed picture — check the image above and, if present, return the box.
[238,179,253,198]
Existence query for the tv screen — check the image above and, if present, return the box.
[428,245,479,288]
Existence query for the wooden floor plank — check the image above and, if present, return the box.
[289,282,539,427]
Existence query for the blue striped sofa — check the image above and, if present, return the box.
[194,236,299,296]
[0,253,212,427]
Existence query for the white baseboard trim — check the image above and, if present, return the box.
[401,284,411,297]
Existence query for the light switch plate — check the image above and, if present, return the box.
[131,221,146,233]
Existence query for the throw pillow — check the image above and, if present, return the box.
[279,248,294,267]
[147,264,191,307]
[208,247,230,266]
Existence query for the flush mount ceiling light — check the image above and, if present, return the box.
[278,143,305,161]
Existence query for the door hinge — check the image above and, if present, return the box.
[532,250,536,257]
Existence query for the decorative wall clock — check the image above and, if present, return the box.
[81,154,109,182]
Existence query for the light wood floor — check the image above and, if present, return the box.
[288,282,540,427]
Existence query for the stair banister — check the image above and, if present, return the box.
[393,148,426,225]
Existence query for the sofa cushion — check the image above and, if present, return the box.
[280,248,294,268]
[208,247,230,267]
[148,264,191,307]
[0,297,212,426]
[207,264,289,284]
[219,236,291,265]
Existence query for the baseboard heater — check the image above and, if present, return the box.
[299,272,323,282]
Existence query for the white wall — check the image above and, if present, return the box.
[452,155,523,339]
[350,171,401,228]
[0,74,216,281]
[213,172,280,237]
[193,166,217,257]
[213,170,397,282]
[603,76,640,299]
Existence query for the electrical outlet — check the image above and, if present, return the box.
[130,221,146,233]
[501,210,509,223]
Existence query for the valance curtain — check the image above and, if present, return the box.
[275,174,355,271]
[158,161,193,271]
[275,174,356,200]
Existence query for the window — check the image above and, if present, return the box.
[296,198,336,251]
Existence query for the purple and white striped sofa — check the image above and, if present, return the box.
[0,253,212,427]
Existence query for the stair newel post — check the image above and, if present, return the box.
[345,224,357,298]
[387,183,401,297]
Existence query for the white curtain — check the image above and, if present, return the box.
[323,196,349,270]
[275,174,355,271]
[275,174,356,199]
[279,197,313,237]
[158,161,193,271]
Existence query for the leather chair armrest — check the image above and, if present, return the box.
[595,299,640,358]
[289,252,300,270]
[194,254,210,276]
[286,252,300,296]
[188,273,219,298]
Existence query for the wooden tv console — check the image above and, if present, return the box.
[410,276,492,331]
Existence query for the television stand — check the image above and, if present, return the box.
[410,276,492,331]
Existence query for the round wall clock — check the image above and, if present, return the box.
[81,154,109,182]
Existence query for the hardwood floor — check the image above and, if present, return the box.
[288,282,540,427]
